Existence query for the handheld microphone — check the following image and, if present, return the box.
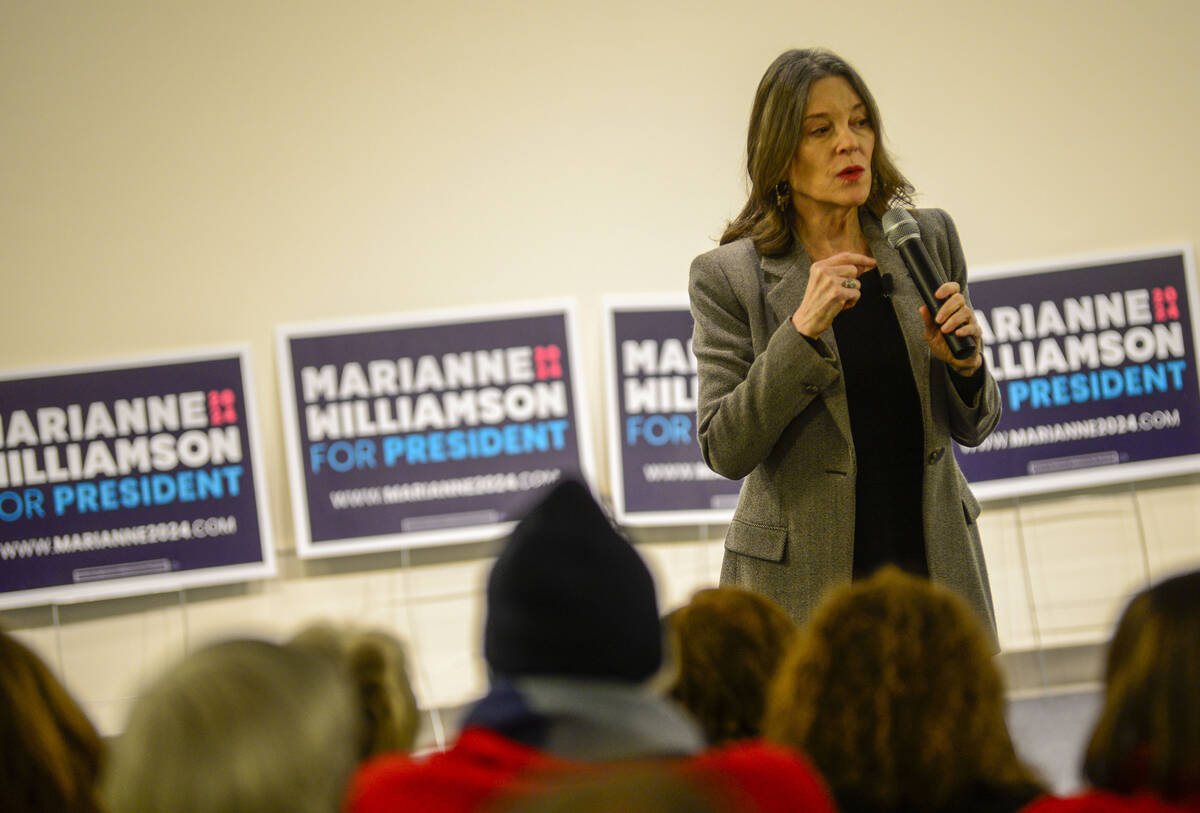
[881,208,976,360]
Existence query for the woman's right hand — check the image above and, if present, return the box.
[790,252,877,338]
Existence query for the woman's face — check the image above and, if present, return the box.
[787,76,875,216]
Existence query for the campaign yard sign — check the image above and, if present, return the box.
[277,302,593,557]
[955,246,1200,499]
[0,348,275,609]
[603,296,741,526]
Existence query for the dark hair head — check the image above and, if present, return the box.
[1084,569,1200,798]
[721,48,912,256]
[665,587,795,744]
[0,628,104,813]
[763,567,1041,809]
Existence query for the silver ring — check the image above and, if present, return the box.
[842,279,857,289]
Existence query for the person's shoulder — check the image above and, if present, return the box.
[345,750,427,813]
[1020,789,1194,812]
[692,237,760,271]
[909,207,956,237]
[690,238,762,291]
[683,740,836,813]
[345,728,559,813]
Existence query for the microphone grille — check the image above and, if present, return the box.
[882,207,920,247]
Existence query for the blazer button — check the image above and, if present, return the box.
[803,383,820,393]
[927,448,944,464]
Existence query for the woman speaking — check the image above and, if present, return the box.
[689,49,1001,638]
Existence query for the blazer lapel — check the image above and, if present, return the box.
[862,211,933,412]
[763,247,809,334]
[761,243,854,448]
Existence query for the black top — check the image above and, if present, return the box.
[833,267,928,578]
[804,267,987,578]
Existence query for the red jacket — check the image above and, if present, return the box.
[346,727,834,813]
[1023,790,1200,812]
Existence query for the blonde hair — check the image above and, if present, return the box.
[763,567,1041,809]
[103,639,360,813]
[289,622,420,756]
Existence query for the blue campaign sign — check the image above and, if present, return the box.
[955,246,1200,499]
[277,302,594,557]
[603,296,742,526]
[0,348,275,609]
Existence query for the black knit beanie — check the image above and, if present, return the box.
[483,479,662,682]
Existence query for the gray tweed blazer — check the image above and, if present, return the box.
[688,207,1001,644]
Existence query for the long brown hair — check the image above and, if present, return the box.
[721,48,913,257]
[0,629,105,813]
[763,567,1042,810]
[1084,569,1200,799]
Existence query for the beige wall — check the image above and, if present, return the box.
[2,1,1199,737]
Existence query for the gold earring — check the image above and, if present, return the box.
[775,181,789,211]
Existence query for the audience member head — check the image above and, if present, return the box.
[0,628,104,813]
[289,622,420,757]
[103,638,360,813]
[1083,569,1200,799]
[484,478,661,683]
[764,566,1042,811]
[665,586,795,744]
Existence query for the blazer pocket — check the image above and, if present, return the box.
[725,517,787,563]
[961,489,982,525]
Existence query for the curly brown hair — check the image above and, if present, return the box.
[721,48,913,257]
[665,587,796,745]
[762,567,1041,810]
[1084,569,1200,799]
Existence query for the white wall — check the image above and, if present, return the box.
[2,0,1199,737]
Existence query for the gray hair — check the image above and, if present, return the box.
[103,639,361,813]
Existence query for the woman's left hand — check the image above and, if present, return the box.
[920,281,983,376]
